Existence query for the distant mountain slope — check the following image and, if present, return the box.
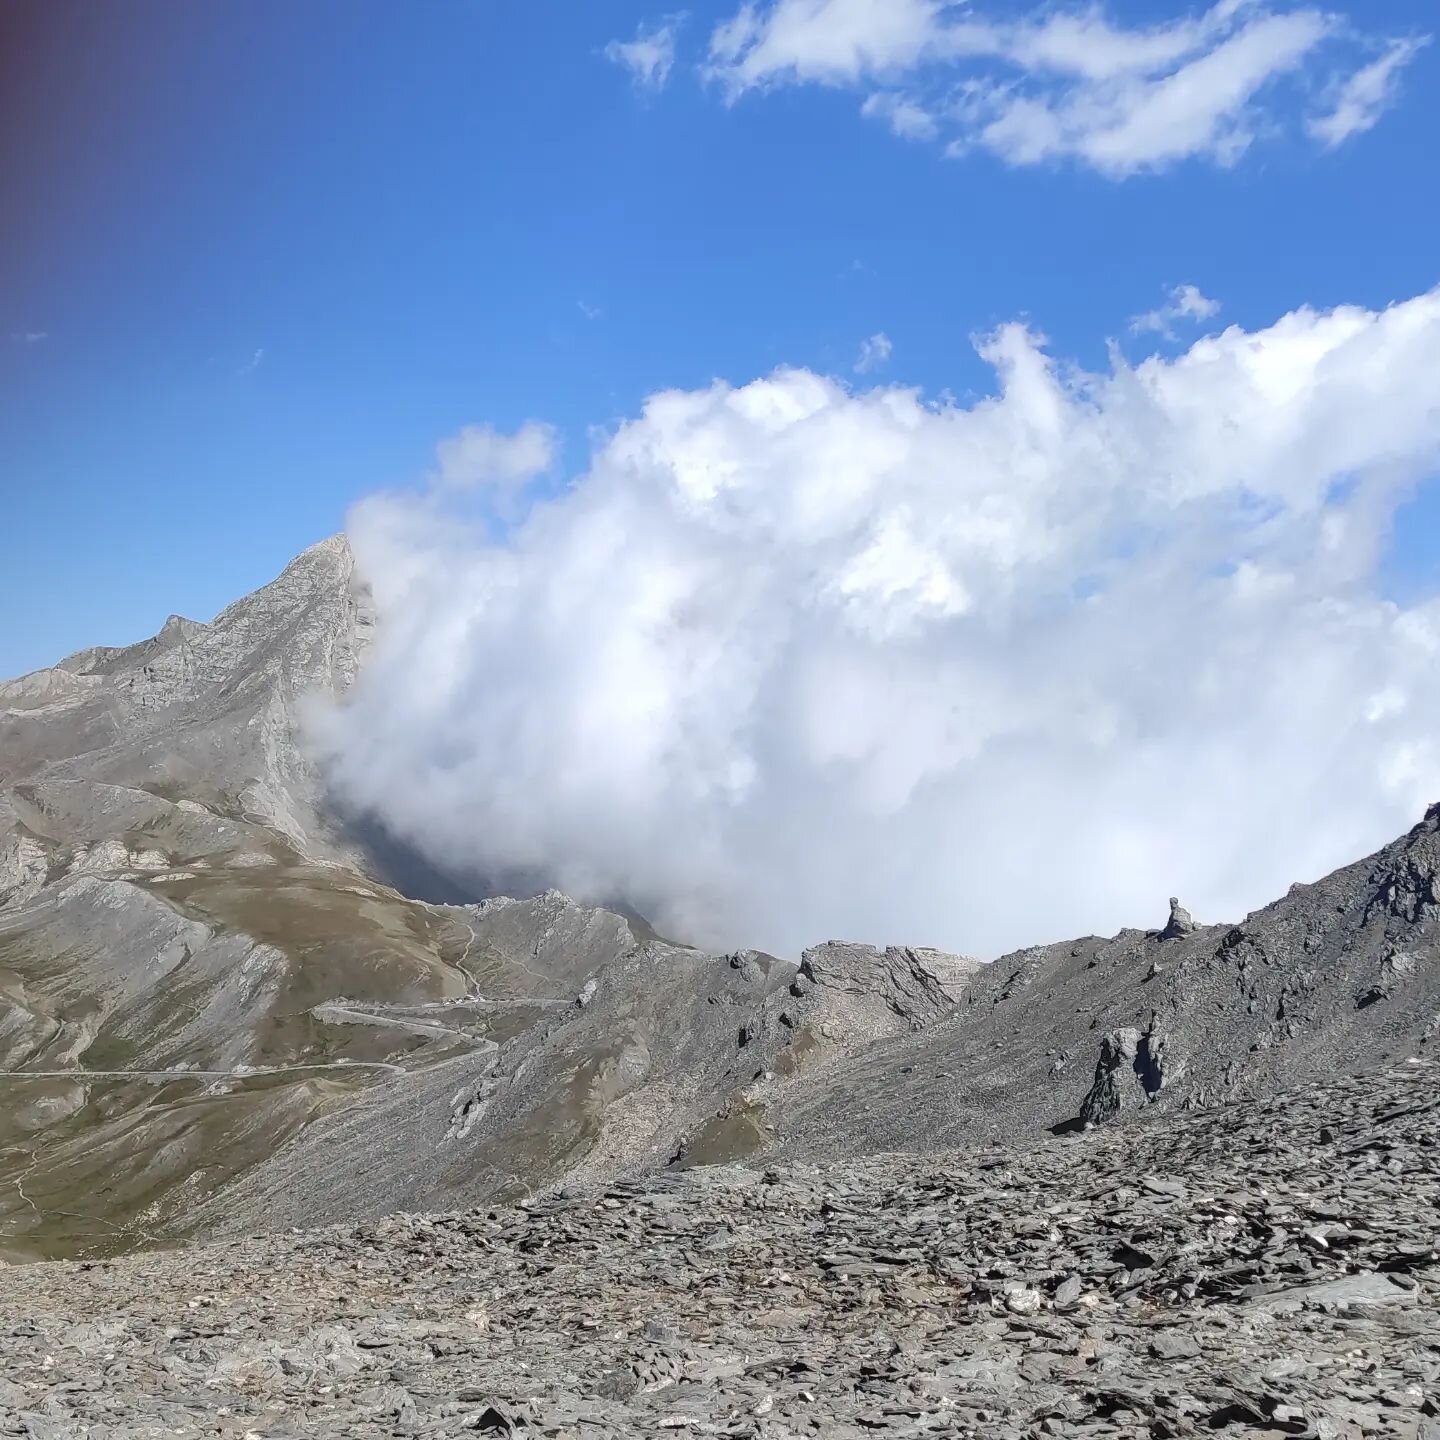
[0,540,441,1259]
[763,804,1440,1163]
[0,543,975,1258]
[0,540,1435,1262]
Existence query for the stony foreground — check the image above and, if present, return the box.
[1,1061,1436,1439]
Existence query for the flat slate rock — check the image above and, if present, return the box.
[0,1058,1435,1439]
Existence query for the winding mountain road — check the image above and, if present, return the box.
[0,1061,407,1082]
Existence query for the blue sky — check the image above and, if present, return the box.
[1,0,1436,679]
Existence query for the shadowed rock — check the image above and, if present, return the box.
[1076,1024,1175,1127]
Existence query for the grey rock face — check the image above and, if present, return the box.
[1,536,373,868]
[792,941,975,1045]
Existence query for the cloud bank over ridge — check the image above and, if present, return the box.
[315,287,1440,958]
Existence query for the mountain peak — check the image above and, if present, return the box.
[157,613,205,641]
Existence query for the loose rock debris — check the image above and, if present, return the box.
[1,1059,1436,1438]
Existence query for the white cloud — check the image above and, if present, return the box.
[9,331,47,344]
[578,300,603,321]
[959,11,1328,174]
[854,332,894,373]
[606,15,685,91]
[1308,37,1429,148]
[433,421,557,493]
[861,91,940,141]
[1132,284,1222,337]
[709,0,959,92]
[1002,3,1245,81]
[314,287,1440,961]
[237,347,265,376]
[705,0,1426,177]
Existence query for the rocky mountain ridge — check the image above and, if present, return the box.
[0,539,1437,1274]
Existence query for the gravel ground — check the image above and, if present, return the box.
[1,1059,1436,1439]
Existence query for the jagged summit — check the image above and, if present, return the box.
[28,534,359,691]
[1,535,370,875]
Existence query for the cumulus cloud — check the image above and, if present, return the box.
[1131,284,1221,337]
[313,287,1440,961]
[432,420,557,494]
[704,0,1427,176]
[606,15,685,91]
[1308,37,1429,148]
[854,332,894,373]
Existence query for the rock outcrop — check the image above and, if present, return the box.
[1160,895,1197,939]
[1076,1023,1176,1127]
